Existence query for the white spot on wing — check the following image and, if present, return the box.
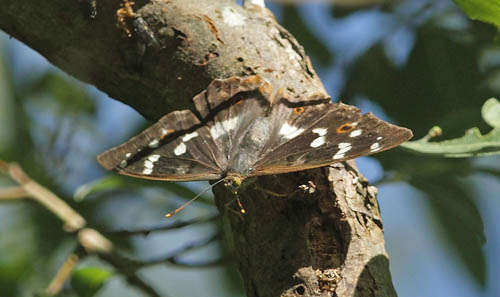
[337,146,352,155]
[119,160,127,168]
[377,136,383,140]
[148,139,160,148]
[279,123,295,135]
[210,123,225,139]
[148,154,160,162]
[174,142,187,156]
[333,153,345,160]
[176,166,189,174]
[349,129,362,137]
[182,132,199,142]
[280,123,304,139]
[312,128,327,136]
[142,168,153,175]
[144,160,154,169]
[222,7,246,26]
[224,117,239,131]
[210,117,239,139]
[310,136,325,148]
[333,144,352,160]
[370,142,380,152]
[125,153,132,158]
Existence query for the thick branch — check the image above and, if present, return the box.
[0,1,397,296]
[0,0,326,120]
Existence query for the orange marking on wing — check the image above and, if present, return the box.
[336,123,355,134]
[293,106,305,114]
[160,129,175,139]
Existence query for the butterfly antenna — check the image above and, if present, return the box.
[165,178,226,218]
[236,196,246,214]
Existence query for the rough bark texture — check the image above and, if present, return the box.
[0,0,398,296]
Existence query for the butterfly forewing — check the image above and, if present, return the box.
[97,110,225,181]
[252,102,413,175]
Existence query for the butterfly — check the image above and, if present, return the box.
[97,75,412,213]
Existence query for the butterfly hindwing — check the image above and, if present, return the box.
[97,110,225,181]
[193,76,273,163]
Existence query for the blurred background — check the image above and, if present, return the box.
[1,0,500,296]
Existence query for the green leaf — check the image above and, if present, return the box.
[453,0,500,34]
[71,267,112,297]
[481,98,500,128]
[402,127,500,157]
[74,176,126,202]
[401,98,500,157]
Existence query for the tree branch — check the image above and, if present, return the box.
[0,1,397,296]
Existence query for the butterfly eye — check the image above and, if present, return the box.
[337,123,355,133]
[293,107,305,114]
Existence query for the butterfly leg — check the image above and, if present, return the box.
[254,180,316,197]
[253,185,291,197]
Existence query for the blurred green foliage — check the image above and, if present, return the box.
[70,267,112,297]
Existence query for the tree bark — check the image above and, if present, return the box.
[0,0,397,296]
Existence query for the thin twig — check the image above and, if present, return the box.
[79,228,113,253]
[168,257,227,268]
[142,233,222,267]
[4,162,86,231]
[106,215,219,237]
[126,275,164,297]
[45,253,80,296]
[0,186,28,199]
[96,250,165,297]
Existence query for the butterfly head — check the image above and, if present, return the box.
[224,174,244,195]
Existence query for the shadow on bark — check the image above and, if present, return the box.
[354,255,397,297]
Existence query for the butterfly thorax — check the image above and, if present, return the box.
[225,115,273,176]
